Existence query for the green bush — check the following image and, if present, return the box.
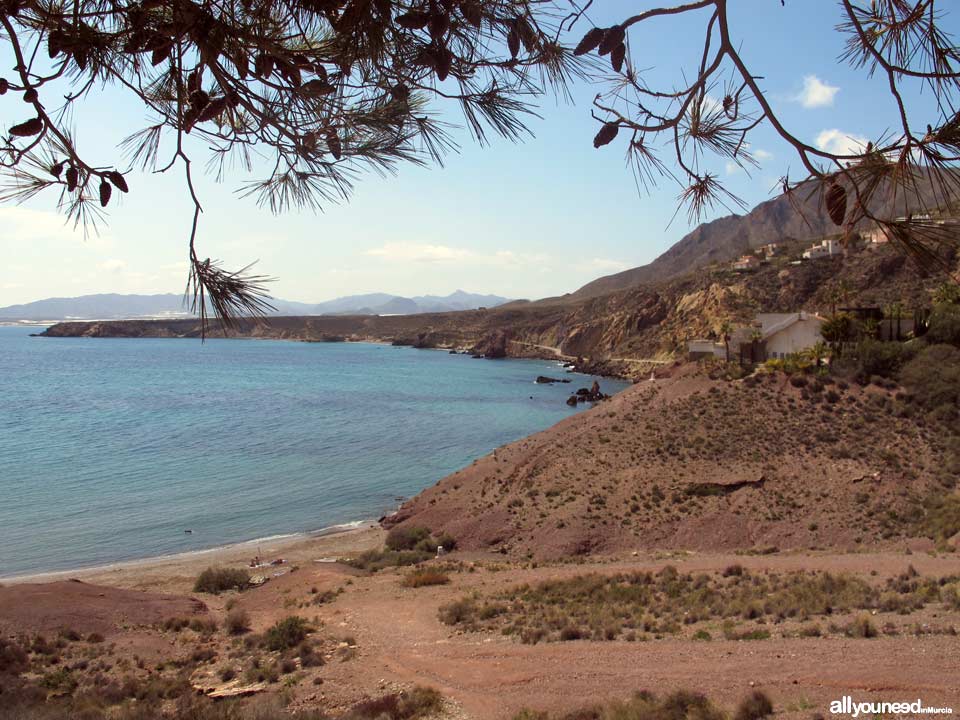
[346,549,433,572]
[836,339,916,382]
[264,616,311,651]
[899,344,960,421]
[193,566,250,594]
[919,493,960,542]
[385,526,433,551]
[927,303,960,346]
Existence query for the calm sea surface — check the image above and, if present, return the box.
[0,325,628,577]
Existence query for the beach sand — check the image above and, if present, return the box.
[1,522,385,595]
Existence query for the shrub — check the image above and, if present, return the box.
[845,614,878,638]
[558,626,582,641]
[299,641,325,668]
[398,686,444,719]
[438,598,477,626]
[918,493,960,542]
[899,345,960,421]
[385,526,433,552]
[941,583,960,611]
[346,549,433,572]
[264,616,311,651]
[0,637,29,675]
[402,570,450,588]
[193,566,250,594]
[927,303,960,346]
[437,534,457,552]
[345,686,442,720]
[735,691,774,720]
[838,340,915,382]
[225,609,251,635]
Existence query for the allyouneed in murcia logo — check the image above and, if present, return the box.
[830,697,954,717]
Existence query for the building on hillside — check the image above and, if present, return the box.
[860,226,888,246]
[687,339,727,361]
[732,254,761,272]
[752,312,825,359]
[802,238,842,260]
[688,311,826,364]
[759,243,782,258]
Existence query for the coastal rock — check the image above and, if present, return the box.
[470,329,511,358]
[572,381,608,403]
[535,376,571,384]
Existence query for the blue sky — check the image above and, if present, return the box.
[2,0,956,306]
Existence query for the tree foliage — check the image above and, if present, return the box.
[579,0,960,274]
[0,0,583,329]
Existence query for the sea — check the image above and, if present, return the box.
[0,325,629,577]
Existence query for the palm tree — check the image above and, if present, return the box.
[749,328,764,363]
[718,321,733,362]
[805,341,830,369]
[884,302,904,341]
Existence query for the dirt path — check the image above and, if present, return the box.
[306,551,960,718]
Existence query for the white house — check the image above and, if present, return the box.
[861,226,888,246]
[756,312,825,359]
[732,254,761,271]
[802,238,842,260]
[688,311,826,364]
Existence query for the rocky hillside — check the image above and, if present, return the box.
[385,364,955,560]
[571,177,951,300]
[40,244,953,379]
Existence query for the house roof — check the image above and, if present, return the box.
[759,311,823,339]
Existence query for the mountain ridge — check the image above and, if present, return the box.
[0,290,511,321]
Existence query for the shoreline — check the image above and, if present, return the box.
[0,519,384,587]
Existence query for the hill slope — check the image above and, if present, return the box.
[385,364,953,559]
[573,178,951,300]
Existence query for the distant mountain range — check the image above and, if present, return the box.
[0,290,511,321]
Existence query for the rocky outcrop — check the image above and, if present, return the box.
[470,329,511,358]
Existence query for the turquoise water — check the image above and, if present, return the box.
[0,326,628,577]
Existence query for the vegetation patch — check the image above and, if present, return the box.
[193,566,251,594]
[440,566,960,643]
[263,616,312,651]
[401,570,451,588]
[343,685,443,720]
[512,688,769,720]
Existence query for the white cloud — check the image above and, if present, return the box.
[99,259,127,273]
[363,242,553,269]
[0,206,114,250]
[754,149,773,161]
[364,242,472,263]
[587,258,632,273]
[816,128,869,157]
[797,75,839,108]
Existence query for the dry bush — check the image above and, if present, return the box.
[402,570,450,588]
[193,567,250,594]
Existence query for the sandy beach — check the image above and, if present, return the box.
[1,522,385,594]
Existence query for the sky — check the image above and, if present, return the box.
[2,0,957,306]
